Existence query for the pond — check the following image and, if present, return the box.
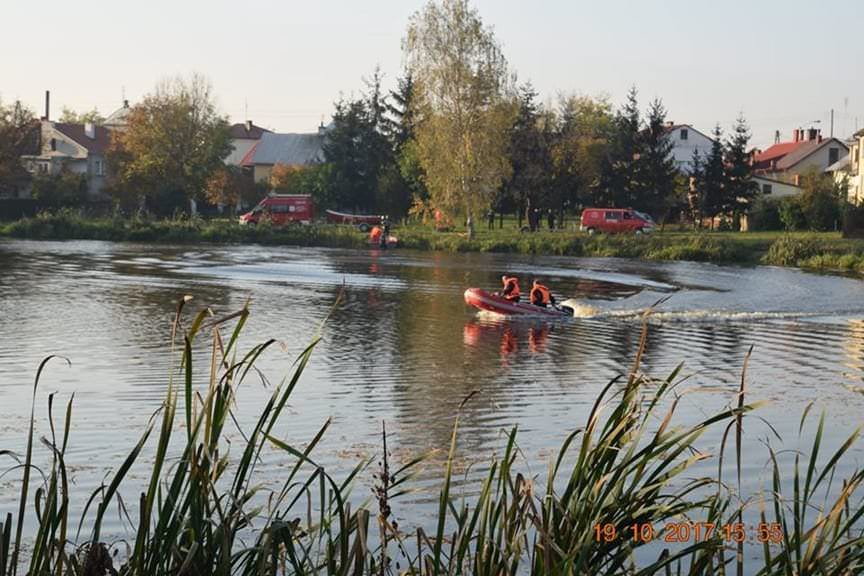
[1,238,863,564]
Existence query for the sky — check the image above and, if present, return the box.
[2,0,863,149]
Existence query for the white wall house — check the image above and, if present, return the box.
[20,120,111,200]
[752,175,802,198]
[836,130,864,204]
[753,128,848,185]
[663,123,714,174]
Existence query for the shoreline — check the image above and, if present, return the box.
[3,212,864,275]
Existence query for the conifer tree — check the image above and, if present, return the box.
[599,86,643,208]
[504,83,552,228]
[724,113,758,216]
[641,98,678,219]
[699,124,727,226]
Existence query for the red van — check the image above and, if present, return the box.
[239,194,315,226]
[580,208,655,235]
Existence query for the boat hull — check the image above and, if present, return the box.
[325,209,382,225]
[463,288,571,317]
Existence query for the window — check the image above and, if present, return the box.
[39,163,48,174]
[604,211,621,221]
[828,147,839,166]
[270,204,289,213]
[762,183,772,195]
[623,211,632,220]
[680,128,688,140]
[94,159,104,176]
[50,138,57,152]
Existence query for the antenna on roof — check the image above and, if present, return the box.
[121,85,126,103]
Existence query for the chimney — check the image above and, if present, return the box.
[123,99,129,108]
[792,129,799,142]
[245,119,253,133]
[43,90,50,121]
[775,130,780,144]
[807,128,819,141]
[85,122,96,139]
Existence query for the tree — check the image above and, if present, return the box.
[204,165,262,211]
[698,125,727,226]
[687,148,704,222]
[724,114,758,217]
[641,98,678,220]
[30,171,88,208]
[106,74,232,215]
[0,100,38,197]
[325,98,378,212]
[798,168,843,231]
[321,67,404,214]
[599,86,644,209]
[504,83,552,228]
[269,163,333,208]
[405,0,515,238]
[59,107,105,125]
[550,95,613,213]
[387,73,428,217]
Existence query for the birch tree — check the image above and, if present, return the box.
[405,0,514,237]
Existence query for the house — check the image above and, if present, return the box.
[752,128,848,184]
[225,121,271,166]
[241,128,327,184]
[752,174,802,198]
[20,119,111,200]
[104,100,132,130]
[663,122,714,174]
[830,130,864,204]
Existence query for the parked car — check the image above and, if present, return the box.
[579,208,655,235]
[239,194,315,225]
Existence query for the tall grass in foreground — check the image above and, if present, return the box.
[1,298,863,575]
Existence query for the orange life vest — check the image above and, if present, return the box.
[370,226,383,242]
[530,283,551,306]
[502,276,520,301]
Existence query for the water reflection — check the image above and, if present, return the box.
[2,239,864,535]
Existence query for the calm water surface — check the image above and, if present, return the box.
[2,238,864,561]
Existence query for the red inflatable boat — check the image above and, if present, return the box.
[463,288,571,317]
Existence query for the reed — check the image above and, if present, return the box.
[1,299,862,575]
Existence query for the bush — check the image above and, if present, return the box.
[843,202,864,238]
[30,172,88,209]
[747,197,783,231]
[779,196,807,231]
[763,235,820,266]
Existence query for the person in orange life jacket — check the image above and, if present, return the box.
[369,225,383,243]
[500,275,520,302]
[530,280,555,307]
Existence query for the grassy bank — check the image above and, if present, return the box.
[1,299,863,575]
[4,211,864,273]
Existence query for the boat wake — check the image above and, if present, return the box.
[559,299,836,323]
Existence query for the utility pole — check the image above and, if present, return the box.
[830,109,834,137]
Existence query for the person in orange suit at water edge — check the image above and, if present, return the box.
[369,225,383,244]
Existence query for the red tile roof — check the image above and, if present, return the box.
[753,138,848,171]
[753,141,808,165]
[230,122,270,140]
[54,123,111,154]
[240,141,259,166]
